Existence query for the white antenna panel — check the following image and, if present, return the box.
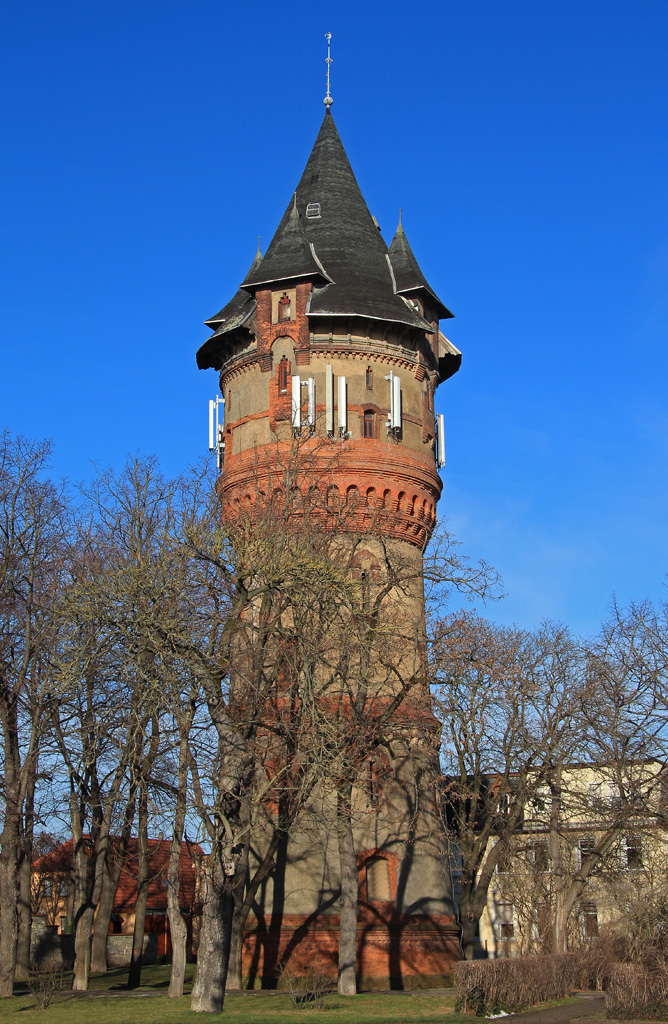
[208,399,215,451]
[307,377,315,429]
[292,375,301,429]
[338,376,347,435]
[437,413,446,468]
[325,365,334,434]
[391,375,402,431]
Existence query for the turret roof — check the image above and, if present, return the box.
[197,110,455,370]
[243,111,432,331]
[388,220,454,321]
[242,195,330,289]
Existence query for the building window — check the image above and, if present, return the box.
[581,901,599,938]
[495,844,512,874]
[579,835,596,870]
[59,879,68,898]
[530,842,550,873]
[532,786,548,814]
[43,879,52,897]
[497,903,515,940]
[278,358,289,394]
[278,293,292,321]
[366,857,391,901]
[363,410,374,439]
[366,367,373,389]
[625,834,643,871]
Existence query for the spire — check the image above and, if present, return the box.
[388,215,454,320]
[324,32,333,109]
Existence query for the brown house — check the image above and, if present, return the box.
[32,838,204,957]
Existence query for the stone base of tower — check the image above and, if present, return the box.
[240,911,461,990]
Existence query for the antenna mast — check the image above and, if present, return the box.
[324,32,333,108]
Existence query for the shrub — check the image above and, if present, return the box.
[606,963,668,1019]
[28,965,67,1011]
[277,964,333,1010]
[454,952,599,1016]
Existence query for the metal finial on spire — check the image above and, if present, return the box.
[399,208,402,227]
[324,32,333,108]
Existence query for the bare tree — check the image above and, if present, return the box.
[0,432,65,997]
[432,615,592,959]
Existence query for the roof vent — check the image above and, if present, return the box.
[306,203,321,219]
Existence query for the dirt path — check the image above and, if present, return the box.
[510,993,606,1024]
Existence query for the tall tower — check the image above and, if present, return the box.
[197,109,461,988]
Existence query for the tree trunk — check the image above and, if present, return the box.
[16,850,32,980]
[190,858,235,1013]
[0,702,23,998]
[460,911,477,961]
[337,785,358,996]
[167,891,189,999]
[0,850,19,997]
[128,789,150,989]
[90,861,118,973]
[227,830,281,991]
[225,830,250,993]
[167,722,191,998]
[72,906,94,991]
[548,768,567,954]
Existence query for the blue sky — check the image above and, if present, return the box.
[1,1,667,637]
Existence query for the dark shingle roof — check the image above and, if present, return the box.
[196,246,261,370]
[244,111,432,332]
[388,220,454,321]
[204,243,262,329]
[242,195,330,289]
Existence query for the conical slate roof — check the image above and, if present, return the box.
[242,195,330,288]
[388,220,454,321]
[243,111,432,332]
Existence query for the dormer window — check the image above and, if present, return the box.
[305,203,321,219]
[278,293,291,321]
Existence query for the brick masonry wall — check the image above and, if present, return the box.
[241,912,460,990]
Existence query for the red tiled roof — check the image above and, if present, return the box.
[33,838,204,915]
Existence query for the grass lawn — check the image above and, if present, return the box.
[1,966,472,1024]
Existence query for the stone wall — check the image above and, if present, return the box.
[30,920,74,968]
[106,933,157,968]
[30,918,157,969]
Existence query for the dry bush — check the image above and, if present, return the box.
[27,966,67,1011]
[454,953,599,1016]
[606,963,668,1019]
[277,964,333,1010]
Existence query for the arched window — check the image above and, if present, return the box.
[366,367,373,389]
[278,293,291,321]
[363,410,374,439]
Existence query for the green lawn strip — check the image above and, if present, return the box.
[0,986,471,1024]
